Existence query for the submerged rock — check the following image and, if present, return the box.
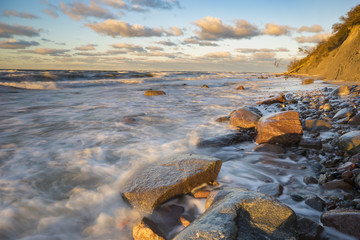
[321,209,360,239]
[121,154,222,213]
[197,132,253,148]
[302,78,314,85]
[230,108,261,129]
[299,137,322,150]
[144,90,166,96]
[257,183,283,197]
[256,111,303,146]
[338,131,360,154]
[253,143,286,154]
[174,188,297,240]
[258,93,286,105]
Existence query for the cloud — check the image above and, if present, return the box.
[194,16,260,40]
[298,24,324,33]
[183,38,218,46]
[205,51,231,58]
[74,44,97,51]
[154,40,177,46]
[86,19,171,37]
[102,0,127,9]
[130,0,180,10]
[168,26,183,36]
[3,10,38,19]
[60,1,116,20]
[0,39,39,49]
[295,33,331,43]
[146,46,164,51]
[237,48,289,53]
[42,0,59,18]
[0,22,41,38]
[263,23,291,36]
[20,48,70,56]
[252,52,276,60]
[111,43,146,52]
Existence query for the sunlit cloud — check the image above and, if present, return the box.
[263,23,291,36]
[86,19,172,37]
[20,48,70,56]
[168,26,183,36]
[0,22,41,38]
[111,43,146,52]
[0,39,39,49]
[60,1,116,21]
[298,24,324,33]
[154,40,177,46]
[194,16,260,40]
[74,44,97,51]
[237,48,289,53]
[3,10,38,19]
[130,0,180,10]
[183,38,218,46]
[146,46,164,51]
[42,0,59,18]
[102,0,128,9]
[205,51,231,58]
[252,52,276,60]
[295,33,331,43]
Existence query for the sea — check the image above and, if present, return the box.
[0,70,355,239]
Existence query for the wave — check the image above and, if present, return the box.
[0,81,58,90]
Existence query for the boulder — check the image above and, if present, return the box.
[332,108,354,123]
[299,138,322,150]
[338,131,360,155]
[302,78,314,85]
[121,154,222,213]
[174,188,297,240]
[305,196,325,211]
[197,132,253,148]
[258,93,286,105]
[256,111,303,146]
[331,85,350,96]
[144,90,166,96]
[304,119,332,131]
[323,179,354,191]
[133,221,165,240]
[230,108,261,129]
[253,143,286,154]
[297,216,323,240]
[321,209,360,239]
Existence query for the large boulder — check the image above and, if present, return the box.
[174,188,297,240]
[321,209,360,239]
[256,111,303,146]
[230,108,261,129]
[338,131,360,155]
[121,154,222,213]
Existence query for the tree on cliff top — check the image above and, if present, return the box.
[287,4,360,73]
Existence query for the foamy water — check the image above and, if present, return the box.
[0,70,354,239]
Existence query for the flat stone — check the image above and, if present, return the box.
[253,143,286,154]
[121,154,222,213]
[305,196,325,211]
[174,188,297,240]
[144,90,166,96]
[257,183,283,197]
[230,108,261,129]
[299,137,322,150]
[338,131,360,154]
[304,119,332,131]
[297,216,323,240]
[323,179,354,191]
[256,111,303,146]
[302,78,314,85]
[321,209,360,239]
[197,132,253,148]
[258,93,286,105]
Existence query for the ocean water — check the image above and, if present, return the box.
[0,70,354,239]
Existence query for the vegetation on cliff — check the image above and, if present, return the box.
[288,4,360,74]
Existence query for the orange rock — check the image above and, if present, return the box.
[230,108,261,129]
[133,221,165,240]
[180,216,191,227]
[258,93,286,105]
[144,90,166,96]
[236,85,245,90]
[194,190,210,198]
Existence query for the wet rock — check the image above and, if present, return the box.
[297,216,323,240]
[341,170,353,179]
[299,137,322,150]
[303,176,318,185]
[355,174,360,188]
[305,196,325,211]
[258,93,286,105]
[321,209,360,239]
[144,90,166,96]
[291,194,305,202]
[332,108,354,123]
[331,85,351,96]
[237,85,245,90]
[256,111,303,146]
[247,106,263,117]
[174,188,297,240]
[338,131,360,154]
[323,179,354,191]
[193,190,210,199]
[215,116,229,123]
[348,113,360,126]
[253,143,286,154]
[197,132,253,148]
[337,162,356,172]
[302,78,314,85]
[201,84,209,88]
[179,216,191,227]
[257,183,283,197]
[133,220,165,240]
[322,103,332,111]
[349,153,360,164]
[121,154,222,213]
[304,119,332,131]
[230,108,261,129]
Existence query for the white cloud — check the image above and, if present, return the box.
[111,43,146,52]
[183,38,218,46]
[0,39,39,49]
[295,33,331,43]
[205,51,231,58]
[194,16,260,40]
[60,1,116,20]
[102,0,127,9]
[146,46,164,51]
[168,26,183,36]
[263,23,291,36]
[252,52,276,60]
[298,24,324,33]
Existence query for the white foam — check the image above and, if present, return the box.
[0,81,58,90]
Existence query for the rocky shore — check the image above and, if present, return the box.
[121,80,360,240]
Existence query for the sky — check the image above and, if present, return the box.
[0,0,358,72]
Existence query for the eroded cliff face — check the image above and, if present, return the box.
[295,25,360,81]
